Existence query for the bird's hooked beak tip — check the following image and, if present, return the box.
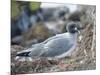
[77,26,85,34]
[78,30,80,34]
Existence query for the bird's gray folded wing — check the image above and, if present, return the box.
[43,33,65,43]
[29,34,67,58]
[29,43,44,58]
[40,36,74,57]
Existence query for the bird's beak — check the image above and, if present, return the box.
[75,27,80,34]
[78,30,80,34]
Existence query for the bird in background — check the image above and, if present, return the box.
[16,22,83,60]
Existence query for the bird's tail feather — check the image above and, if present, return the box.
[16,51,31,57]
[16,43,43,57]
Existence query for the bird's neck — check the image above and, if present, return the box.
[66,32,78,42]
[70,32,78,37]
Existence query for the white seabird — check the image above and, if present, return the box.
[16,22,82,59]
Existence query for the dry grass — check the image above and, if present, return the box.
[11,23,96,75]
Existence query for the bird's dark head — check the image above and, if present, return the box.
[66,22,82,34]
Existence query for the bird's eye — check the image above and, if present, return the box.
[71,25,76,28]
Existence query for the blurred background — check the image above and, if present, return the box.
[11,0,84,46]
[11,0,96,74]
